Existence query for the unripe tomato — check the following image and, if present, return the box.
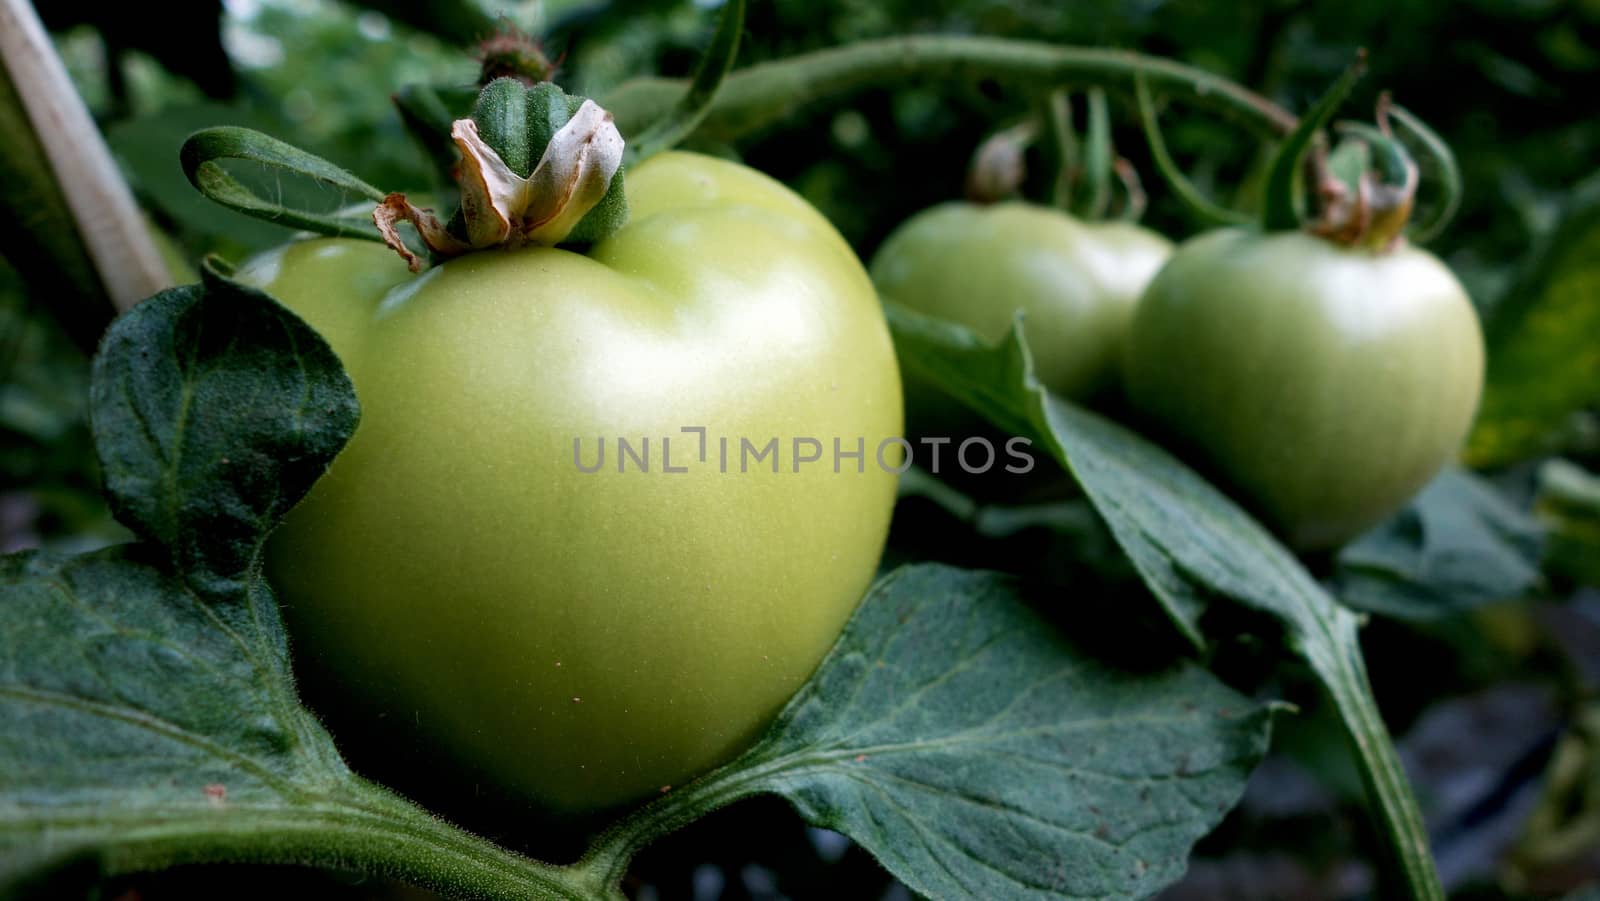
[870,202,1173,401]
[240,151,903,812]
[1122,229,1484,550]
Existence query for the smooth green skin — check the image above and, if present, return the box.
[240,151,903,812]
[1123,229,1485,550]
[870,202,1173,400]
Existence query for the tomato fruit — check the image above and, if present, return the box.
[870,202,1172,401]
[1122,229,1484,550]
[240,151,903,812]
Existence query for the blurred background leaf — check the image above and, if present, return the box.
[1536,459,1600,590]
[0,48,117,354]
[1335,468,1545,621]
[1469,171,1600,469]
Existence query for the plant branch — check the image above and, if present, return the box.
[1302,615,1445,901]
[1133,69,1252,226]
[577,759,791,890]
[602,36,1297,144]
[15,780,599,901]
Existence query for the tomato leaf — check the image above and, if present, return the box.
[13,268,1257,901]
[882,303,1446,899]
[106,103,326,255]
[1535,459,1600,588]
[0,545,584,900]
[585,564,1275,900]
[90,272,359,600]
[179,127,388,242]
[622,0,746,166]
[1386,103,1462,244]
[1336,467,1544,620]
[1,276,590,900]
[1259,54,1366,232]
[1468,170,1600,467]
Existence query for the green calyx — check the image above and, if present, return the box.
[1252,57,1427,252]
[467,78,631,246]
[375,78,630,271]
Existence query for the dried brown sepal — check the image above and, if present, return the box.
[451,119,518,248]
[1309,171,1372,246]
[1363,99,1418,250]
[1311,172,1417,251]
[520,100,624,244]
[1112,157,1149,221]
[964,121,1035,205]
[1308,101,1420,251]
[447,102,622,249]
[1364,177,1417,252]
[1309,160,1418,251]
[373,193,471,273]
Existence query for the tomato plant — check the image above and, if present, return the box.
[238,149,902,812]
[6,1,1595,899]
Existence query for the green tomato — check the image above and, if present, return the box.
[870,202,1173,400]
[1122,229,1484,550]
[240,151,902,812]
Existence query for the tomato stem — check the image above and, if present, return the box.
[51,777,597,901]
[1077,88,1113,220]
[1043,90,1077,211]
[1132,68,1253,227]
[602,37,1299,143]
[576,756,809,891]
[1303,614,1447,901]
